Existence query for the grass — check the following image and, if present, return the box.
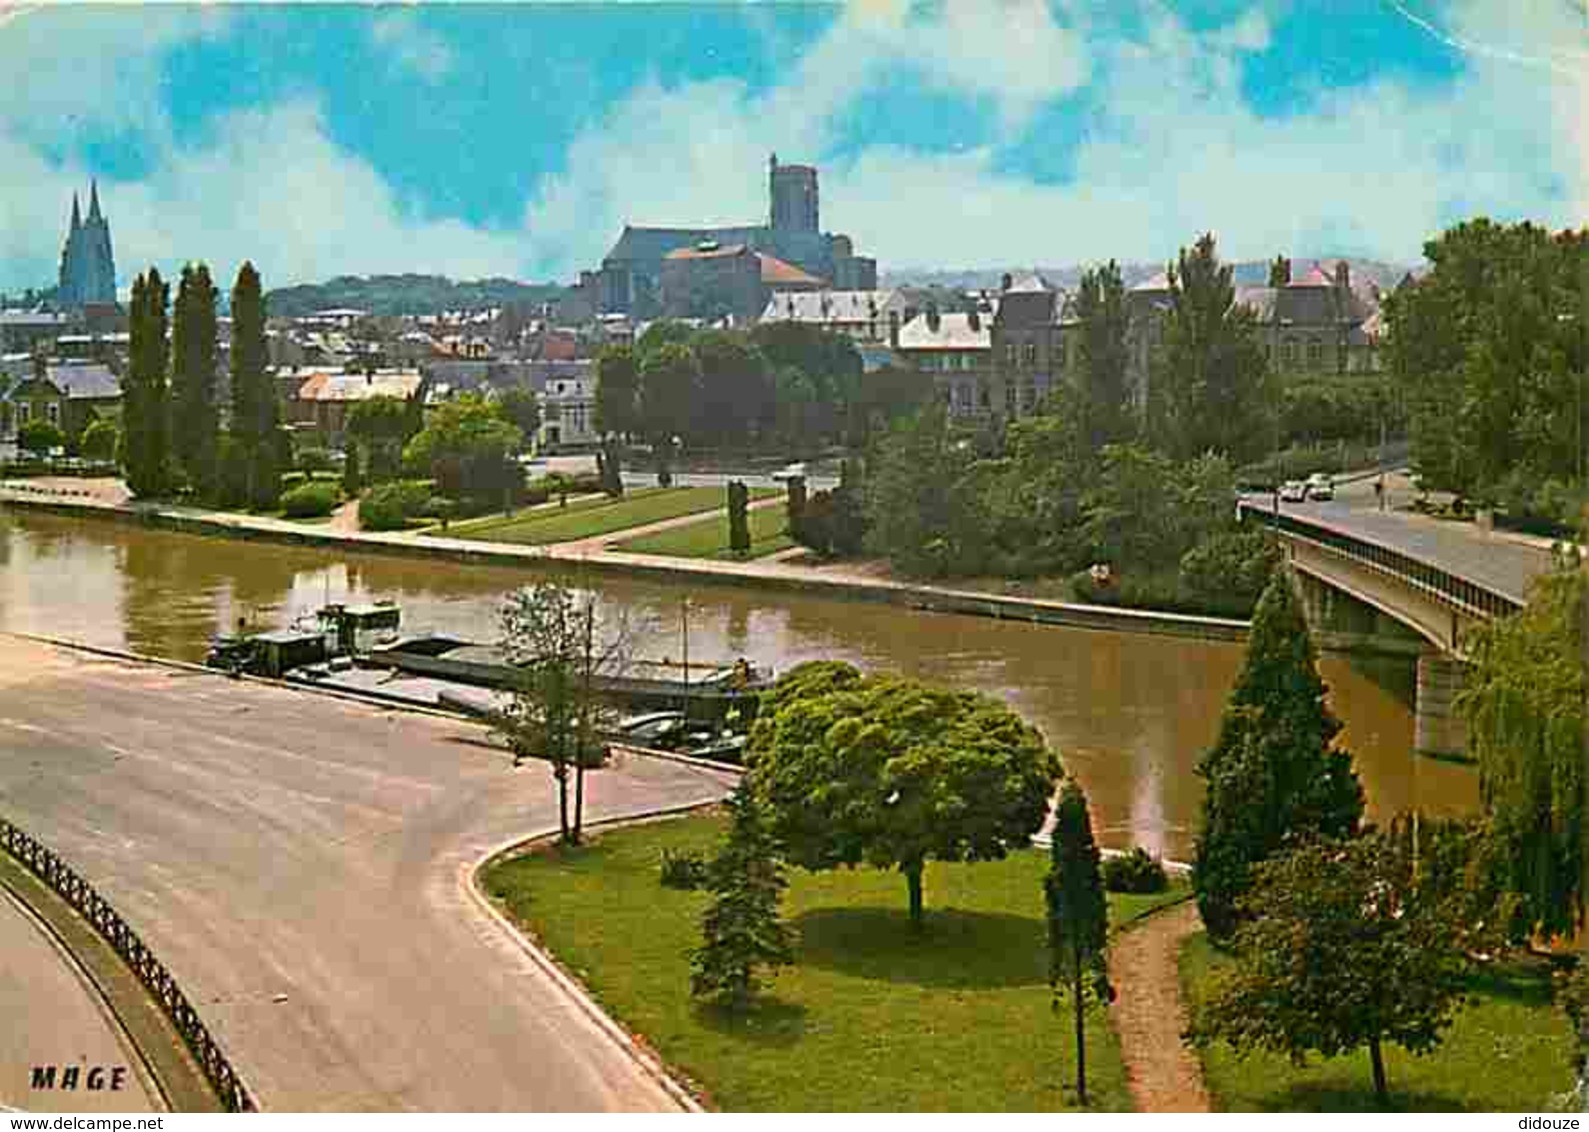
[613,501,795,560]
[481,810,1187,1112]
[1179,931,1578,1112]
[441,486,778,546]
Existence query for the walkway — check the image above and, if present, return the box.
[0,888,159,1113]
[1108,901,1211,1114]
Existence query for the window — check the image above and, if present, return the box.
[45,402,60,426]
[1282,337,1298,367]
[1307,337,1324,370]
[15,402,30,426]
[1005,382,1017,414]
[1022,342,1037,367]
[1004,344,1017,366]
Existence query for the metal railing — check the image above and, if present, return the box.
[1241,503,1523,623]
[0,817,256,1113]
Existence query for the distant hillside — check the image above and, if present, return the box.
[265,274,566,318]
[883,258,1415,293]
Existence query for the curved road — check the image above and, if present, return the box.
[0,639,735,1111]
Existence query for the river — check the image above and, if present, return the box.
[0,507,1478,860]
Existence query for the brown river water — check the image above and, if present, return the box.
[0,507,1478,860]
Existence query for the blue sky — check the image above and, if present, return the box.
[0,1,1584,294]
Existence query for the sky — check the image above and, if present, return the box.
[0,0,1585,296]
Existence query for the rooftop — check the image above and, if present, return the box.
[895,311,991,351]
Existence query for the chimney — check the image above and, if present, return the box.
[888,310,900,349]
[1001,272,1013,292]
[1334,260,1350,293]
[926,304,941,333]
[968,310,980,333]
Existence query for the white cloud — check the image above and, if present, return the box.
[369,11,454,83]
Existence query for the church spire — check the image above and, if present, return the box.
[70,192,81,232]
[88,179,102,223]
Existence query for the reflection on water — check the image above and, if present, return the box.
[0,507,1478,858]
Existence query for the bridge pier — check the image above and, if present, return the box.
[1413,649,1468,760]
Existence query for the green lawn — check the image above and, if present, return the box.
[444,486,777,546]
[614,501,794,560]
[1179,931,1577,1111]
[482,810,1187,1111]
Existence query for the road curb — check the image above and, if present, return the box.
[466,796,731,1113]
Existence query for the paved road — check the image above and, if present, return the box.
[0,890,157,1113]
[0,639,736,1111]
[1243,473,1558,603]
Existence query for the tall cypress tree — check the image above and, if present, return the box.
[229,262,279,509]
[1045,780,1112,1107]
[1074,260,1132,448]
[122,268,171,498]
[169,263,220,498]
[1192,571,1365,940]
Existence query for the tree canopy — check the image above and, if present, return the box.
[1046,779,1113,1107]
[403,393,523,503]
[122,268,171,499]
[746,660,1060,927]
[169,262,220,497]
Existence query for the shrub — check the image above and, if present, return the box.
[279,480,339,519]
[17,419,65,458]
[660,848,708,891]
[1179,530,1281,607]
[79,418,119,462]
[360,481,431,531]
[1101,847,1169,894]
[280,471,308,490]
[295,446,338,475]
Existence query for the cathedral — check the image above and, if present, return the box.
[57,181,117,309]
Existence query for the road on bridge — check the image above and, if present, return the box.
[0,639,736,1111]
[1244,471,1559,604]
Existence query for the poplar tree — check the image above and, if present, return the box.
[169,262,220,497]
[1074,260,1132,448]
[122,268,171,498]
[1045,779,1113,1107]
[229,262,280,509]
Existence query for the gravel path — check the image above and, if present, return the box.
[1108,901,1212,1113]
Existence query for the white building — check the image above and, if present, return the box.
[538,367,597,450]
[759,288,915,370]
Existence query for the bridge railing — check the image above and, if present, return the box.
[1240,503,1523,623]
[0,816,256,1113]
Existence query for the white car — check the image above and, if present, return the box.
[1305,473,1335,501]
[1279,480,1308,503]
[770,462,808,482]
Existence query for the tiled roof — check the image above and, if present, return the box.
[895,311,991,351]
[607,225,767,265]
[1290,264,1335,287]
[48,363,119,400]
[295,370,424,402]
[1006,272,1057,294]
[760,290,898,323]
[665,243,748,261]
[757,254,825,287]
[1130,270,1172,292]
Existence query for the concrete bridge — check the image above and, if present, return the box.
[1238,488,1557,759]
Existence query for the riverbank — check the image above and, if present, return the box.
[0,486,1251,646]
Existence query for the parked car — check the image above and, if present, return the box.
[771,462,808,483]
[1305,473,1335,501]
[1279,480,1308,502]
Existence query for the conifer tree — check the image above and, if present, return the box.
[1074,260,1132,448]
[1045,780,1113,1107]
[1193,570,1364,940]
[691,783,794,1011]
[121,268,171,498]
[726,479,751,556]
[169,263,220,497]
[229,262,280,509]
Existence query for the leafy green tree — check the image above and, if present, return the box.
[845,363,933,449]
[1267,254,1291,287]
[17,419,64,458]
[78,417,118,462]
[1074,260,1133,448]
[1193,571,1364,940]
[229,262,280,509]
[402,394,523,504]
[346,394,416,484]
[1460,566,1587,941]
[169,263,220,497]
[726,479,751,556]
[492,581,624,844]
[1045,780,1113,1107]
[593,345,640,439]
[1150,233,1272,463]
[496,386,541,444]
[747,661,1060,928]
[864,403,989,578]
[638,342,699,482]
[983,394,1095,573]
[690,782,794,1010]
[691,330,773,447]
[1081,443,1179,568]
[1188,832,1470,1105]
[122,268,171,498]
[636,319,695,356]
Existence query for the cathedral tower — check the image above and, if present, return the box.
[57,180,117,308]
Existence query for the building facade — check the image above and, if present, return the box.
[57,183,117,310]
[594,155,877,316]
[0,362,121,447]
[892,308,993,416]
[660,243,824,322]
